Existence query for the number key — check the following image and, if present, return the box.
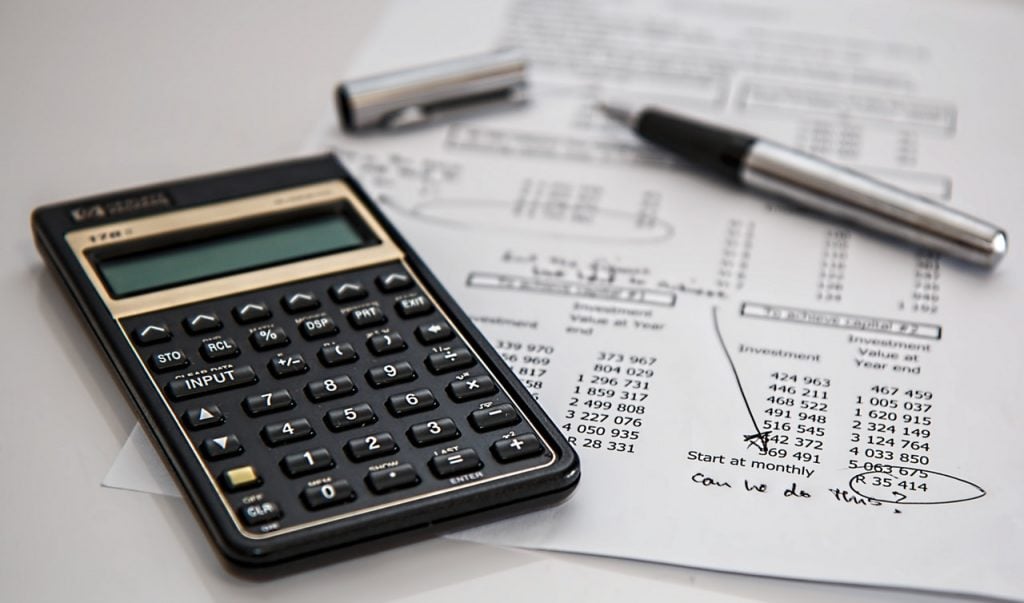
[261,418,314,447]
[386,388,438,417]
[243,390,294,416]
[301,481,355,510]
[324,403,376,432]
[306,375,356,402]
[407,418,460,447]
[344,432,398,462]
[281,447,334,478]
[366,361,416,388]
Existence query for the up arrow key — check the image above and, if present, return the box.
[133,323,171,345]
[184,312,222,334]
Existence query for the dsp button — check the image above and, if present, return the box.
[366,464,419,494]
[429,448,482,478]
[491,434,544,463]
[395,295,433,318]
[183,312,221,335]
[165,366,257,401]
[426,347,476,374]
[132,323,171,345]
[299,316,338,340]
[200,337,239,362]
[302,481,355,510]
[469,404,521,432]
[446,374,496,402]
[238,501,281,527]
[149,349,189,373]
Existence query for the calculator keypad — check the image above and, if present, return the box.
[121,261,554,535]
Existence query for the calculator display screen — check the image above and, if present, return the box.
[96,212,372,298]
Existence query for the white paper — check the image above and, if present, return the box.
[108,0,1024,599]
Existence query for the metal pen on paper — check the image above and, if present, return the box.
[599,102,1008,267]
[336,47,528,131]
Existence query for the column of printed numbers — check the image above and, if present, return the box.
[562,351,655,454]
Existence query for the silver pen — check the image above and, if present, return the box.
[598,102,1007,267]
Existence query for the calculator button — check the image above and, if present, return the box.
[344,432,398,462]
[242,390,294,416]
[386,388,438,417]
[366,464,419,493]
[408,418,460,447]
[200,337,240,362]
[233,302,271,324]
[491,434,544,463]
[149,349,189,373]
[200,434,243,460]
[166,366,257,401]
[299,316,339,340]
[329,282,368,303]
[446,375,497,402]
[318,342,358,366]
[426,347,477,374]
[415,322,454,344]
[261,418,315,447]
[395,295,433,318]
[282,292,320,313]
[268,352,309,379]
[324,403,376,432]
[238,501,281,526]
[366,362,416,388]
[305,375,357,402]
[281,447,335,478]
[184,312,222,335]
[183,405,224,430]
[249,326,290,351]
[430,448,483,478]
[367,332,406,355]
[469,404,521,432]
[376,272,413,293]
[221,465,261,491]
[133,323,171,345]
[347,305,387,329]
[302,481,355,510]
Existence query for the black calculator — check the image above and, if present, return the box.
[32,155,579,565]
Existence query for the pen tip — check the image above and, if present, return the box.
[595,100,637,128]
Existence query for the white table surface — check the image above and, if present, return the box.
[0,2,980,601]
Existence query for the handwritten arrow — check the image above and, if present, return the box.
[712,306,770,454]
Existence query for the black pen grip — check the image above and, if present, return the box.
[636,108,755,182]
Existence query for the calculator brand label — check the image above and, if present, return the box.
[70,191,173,223]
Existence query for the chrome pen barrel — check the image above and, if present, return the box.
[740,141,1007,266]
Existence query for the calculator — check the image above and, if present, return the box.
[32,155,579,565]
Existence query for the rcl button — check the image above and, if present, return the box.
[200,337,239,361]
[238,501,282,526]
